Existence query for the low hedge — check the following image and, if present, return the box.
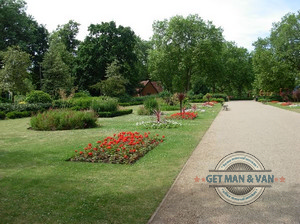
[30,109,98,131]
[0,111,6,120]
[97,109,133,118]
[6,111,32,119]
[0,103,52,113]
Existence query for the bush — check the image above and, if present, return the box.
[74,91,91,98]
[30,109,98,131]
[69,97,93,110]
[97,109,133,117]
[6,111,31,119]
[0,103,52,113]
[0,111,6,120]
[144,97,159,114]
[26,91,52,104]
[137,106,150,115]
[91,97,118,113]
[0,97,12,103]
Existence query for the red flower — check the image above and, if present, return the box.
[75,150,78,153]
[79,151,83,155]
[88,152,93,156]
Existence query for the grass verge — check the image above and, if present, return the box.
[266,102,300,113]
[0,104,220,224]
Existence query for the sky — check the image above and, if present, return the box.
[25,0,300,51]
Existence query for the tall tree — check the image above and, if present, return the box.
[148,15,224,93]
[0,0,49,89]
[0,46,31,97]
[253,11,300,93]
[75,21,138,94]
[55,20,80,54]
[41,35,73,97]
[222,42,254,96]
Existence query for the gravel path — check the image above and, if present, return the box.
[148,101,300,224]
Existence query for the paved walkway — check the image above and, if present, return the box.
[148,101,300,224]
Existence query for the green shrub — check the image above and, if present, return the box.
[144,97,159,114]
[0,103,52,113]
[74,91,91,98]
[0,97,12,103]
[97,109,133,117]
[137,106,150,115]
[26,91,52,104]
[91,97,118,113]
[0,111,6,120]
[52,99,72,109]
[30,109,98,131]
[210,98,225,103]
[69,97,93,109]
[6,111,31,119]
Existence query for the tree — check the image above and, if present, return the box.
[0,46,31,97]
[0,0,49,88]
[253,11,300,93]
[92,60,128,97]
[41,35,73,97]
[134,37,151,81]
[55,20,80,54]
[75,21,138,94]
[222,42,254,97]
[148,15,224,93]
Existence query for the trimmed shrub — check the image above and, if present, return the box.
[6,111,31,119]
[91,98,118,113]
[69,97,93,110]
[97,109,133,117]
[0,103,52,113]
[30,109,98,131]
[26,91,52,104]
[0,111,6,120]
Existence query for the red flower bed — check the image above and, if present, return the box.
[202,102,216,106]
[70,131,165,164]
[167,112,198,120]
[281,102,292,106]
[271,101,279,103]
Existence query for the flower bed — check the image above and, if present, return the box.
[281,102,292,106]
[167,112,198,120]
[136,120,182,129]
[70,131,165,164]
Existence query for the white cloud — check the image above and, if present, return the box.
[25,0,300,51]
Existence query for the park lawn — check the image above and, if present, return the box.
[266,102,300,113]
[0,104,221,224]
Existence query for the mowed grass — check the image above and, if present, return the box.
[266,102,300,113]
[0,104,221,224]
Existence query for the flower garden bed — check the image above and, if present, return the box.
[136,120,182,129]
[167,112,198,120]
[70,131,165,164]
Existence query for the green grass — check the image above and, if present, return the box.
[0,104,221,224]
[266,102,300,113]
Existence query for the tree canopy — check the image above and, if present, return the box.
[0,1,298,99]
[75,21,139,95]
[253,11,300,93]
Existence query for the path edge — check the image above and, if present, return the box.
[147,108,222,224]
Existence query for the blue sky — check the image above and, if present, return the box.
[25,0,300,51]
